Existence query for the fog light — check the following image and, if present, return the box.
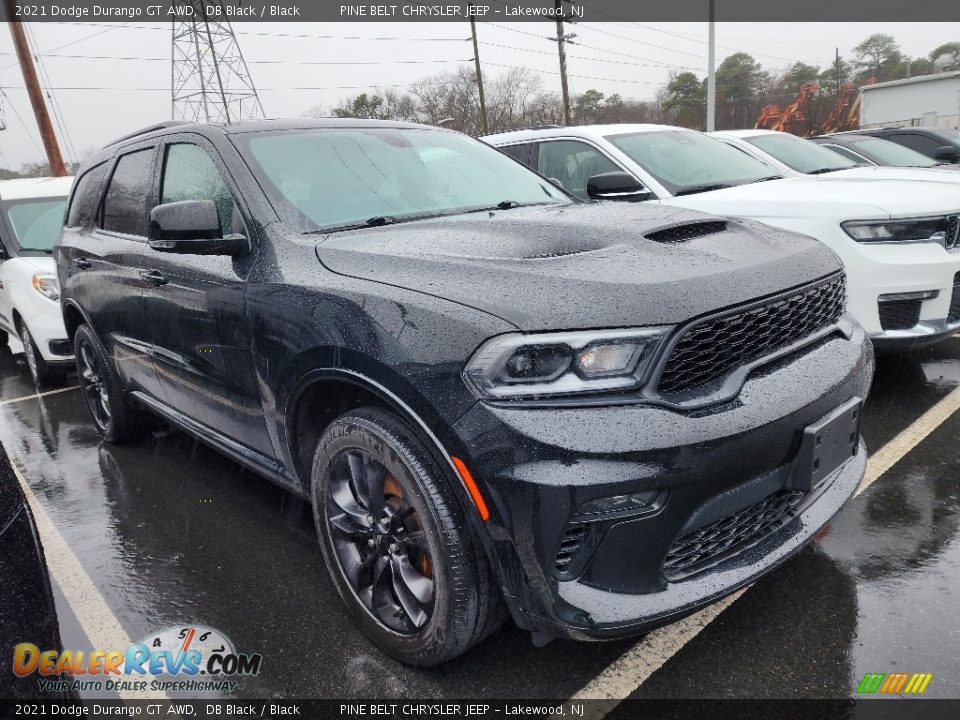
[878,290,938,302]
[573,489,664,520]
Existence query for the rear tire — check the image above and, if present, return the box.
[311,406,504,666]
[18,321,62,387]
[73,323,149,444]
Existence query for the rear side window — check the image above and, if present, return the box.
[889,133,942,158]
[499,142,534,168]
[102,148,155,235]
[67,162,108,227]
[160,143,234,235]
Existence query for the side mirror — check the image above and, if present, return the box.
[147,200,246,256]
[935,145,960,163]
[586,172,650,201]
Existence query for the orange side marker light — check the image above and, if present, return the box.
[451,456,490,521]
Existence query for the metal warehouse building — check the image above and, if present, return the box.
[860,70,960,130]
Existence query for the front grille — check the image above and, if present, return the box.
[949,272,960,323]
[663,490,806,581]
[553,524,588,573]
[878,299,922,331]
[657,274,845,396]
[646,221,728,243]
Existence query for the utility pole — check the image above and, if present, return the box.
[468,4,489,135]
[5,0,67,176]
[706,0,716,132]
[835,48,841,120]
[554,0,573,125]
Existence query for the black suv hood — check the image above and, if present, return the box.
[315,203,841,330]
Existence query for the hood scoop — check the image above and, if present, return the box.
[646,220,728,243]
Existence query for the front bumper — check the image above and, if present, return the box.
[447,326,873,640]
[837,239,960,346]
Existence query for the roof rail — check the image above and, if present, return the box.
[108,120,192,146]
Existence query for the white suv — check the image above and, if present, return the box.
[711,128,960,185]
[484,124,960,349]
[0,177,74,384]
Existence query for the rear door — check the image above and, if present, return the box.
[138,135,271,455]
[69,145,165,398]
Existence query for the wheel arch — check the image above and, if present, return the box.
[60,300,91,343]
[284,367,503,574]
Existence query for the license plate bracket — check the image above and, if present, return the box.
[792,398,862,492]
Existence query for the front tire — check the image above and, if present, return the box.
[73,323,148,443]
[18,321,61,387]
[311,407,504,666]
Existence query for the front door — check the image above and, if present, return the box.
[138,137,272,456]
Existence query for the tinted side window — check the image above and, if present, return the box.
[499,142,534,168]
[102,148,155,235]
[160,143,234,234]
[536,140,620,199]
[823,145,871,165]
[67,162,108,227]
[890,133,942,158]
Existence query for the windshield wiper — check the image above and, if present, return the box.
[496,200,521,209]
[307,215,399,234]
[750,175,782,184]
[808,167,843,175]
[674,183,733,196]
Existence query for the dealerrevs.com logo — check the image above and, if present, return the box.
[13,625,262,694]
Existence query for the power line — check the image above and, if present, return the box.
[485,23,705,71]
[0,87,44,157]
[24,23,78,165]
[0,51,475,67]
[48,22,470,42]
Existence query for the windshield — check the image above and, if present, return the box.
[3,198,68,252]
[605,129,774,195]
[744,133,857,174]
[235,127,568,233]
[847,137,938,167]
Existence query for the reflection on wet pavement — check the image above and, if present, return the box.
[2,340,960,699]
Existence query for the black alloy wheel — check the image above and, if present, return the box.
[77,337,111,431]
[327,448,435,632]
[72,323,149,444]
[312,407,504,665]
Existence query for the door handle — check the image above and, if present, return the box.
[73,257,91,270]
[139,269,168,286]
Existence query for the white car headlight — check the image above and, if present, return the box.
[32,273,60,302]
[464,327,670,399]
[842,215,960,246]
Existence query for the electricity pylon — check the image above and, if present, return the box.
[171,1,265,123]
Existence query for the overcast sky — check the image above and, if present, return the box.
[0,21,957,169]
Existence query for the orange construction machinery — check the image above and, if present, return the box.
[756,81,865,136]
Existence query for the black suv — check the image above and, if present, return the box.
[837,127,960,164]
[56,119,873,665]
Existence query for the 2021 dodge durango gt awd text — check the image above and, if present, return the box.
[56,119,873,665]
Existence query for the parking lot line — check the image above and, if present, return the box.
[11,462,168,701]
[570,383,960,703]
[0,385,79,406]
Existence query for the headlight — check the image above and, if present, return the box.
[32,273,60,302]
[842,216,958,245]
[464,327,669,399]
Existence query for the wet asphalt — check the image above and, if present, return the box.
[2,339,960,700]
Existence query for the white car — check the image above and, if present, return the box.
[484,124,960,349]
[0,177,74,384]
[711,128,960,185]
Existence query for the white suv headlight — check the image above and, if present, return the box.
[32,273,60,302]
[842,215,960,247]
[464,327,670,399]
